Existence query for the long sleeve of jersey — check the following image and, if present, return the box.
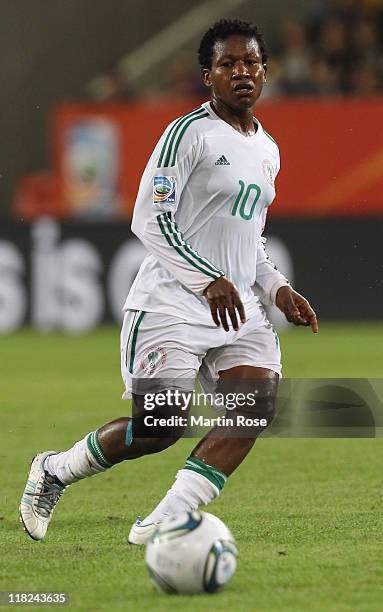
[252,183,290,305]
[253,237,290,305]
[131,111,224,296]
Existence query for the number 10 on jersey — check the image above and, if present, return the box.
[231,180,261,221]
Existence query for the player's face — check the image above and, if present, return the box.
[202,35,266,111]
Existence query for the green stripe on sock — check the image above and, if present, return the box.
[184,456,227,491]
[157,214,222,280]
[93,432,112,468]
[87,432,106,468]
[128,311,145,374]
[186,457,228,484]
[157,107,204,168]
[87,431,112,468]
[93,430,113,467]
[87,433,103,467]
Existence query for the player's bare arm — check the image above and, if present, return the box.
[203,276,246,331]
[275,285,318,333]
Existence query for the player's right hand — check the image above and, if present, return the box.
[203,277,246,332]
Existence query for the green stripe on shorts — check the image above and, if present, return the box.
[129,311,145,374]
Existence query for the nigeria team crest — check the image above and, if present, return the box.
[262,160,275,187]
[140,346,167,375]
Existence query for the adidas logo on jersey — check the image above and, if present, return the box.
[215,155,230,166]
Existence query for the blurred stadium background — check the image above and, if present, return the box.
[0,0,382,338]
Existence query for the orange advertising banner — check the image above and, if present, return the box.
[258,98,383,217]
[52,98,383,218]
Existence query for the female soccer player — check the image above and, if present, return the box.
[20,19,317,542]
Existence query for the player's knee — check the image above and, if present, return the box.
[231,395,276,435]
[219,375,277,429]
[254,394,276,426]
[259,395,276,425]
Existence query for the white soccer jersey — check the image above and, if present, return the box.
[124,101,289,324]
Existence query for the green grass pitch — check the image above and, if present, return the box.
[1,323,383,611]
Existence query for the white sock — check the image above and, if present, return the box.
[141,468,220,526]
[44,431,112,485]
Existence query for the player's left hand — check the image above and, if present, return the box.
[275,286,318,333]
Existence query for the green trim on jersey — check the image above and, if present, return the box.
[157,212,223,280]
[165,212,223,276]
[157,107,207,168]
[263,128,279,148]
[169,112,209,167]
[157,106,204,168]
[128,311,145,374]
[184,456,227,491]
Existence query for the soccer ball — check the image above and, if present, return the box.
[145,510,237,594]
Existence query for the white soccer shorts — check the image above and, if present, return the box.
[120,309,281,399]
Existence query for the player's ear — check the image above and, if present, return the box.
[202,68,212,87]
[263,64,267,83]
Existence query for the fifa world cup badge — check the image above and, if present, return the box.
[153,176,177,207]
